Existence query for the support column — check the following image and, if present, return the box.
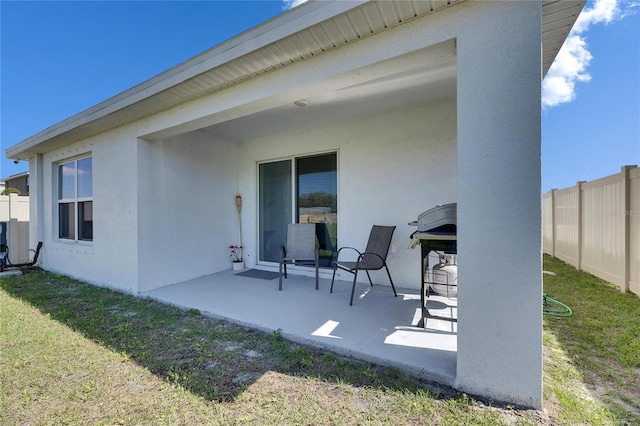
[29,154,45,251]
[455,1,542,408]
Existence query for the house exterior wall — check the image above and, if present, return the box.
[30,100,454,293]
[35,129,140,292]
[4,175,29,195]
[136,131,239,293]
[237,99,457,287]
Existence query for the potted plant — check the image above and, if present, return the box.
[230,245,244,270]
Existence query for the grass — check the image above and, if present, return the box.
[542,255,640,425]
[1,257,638,425]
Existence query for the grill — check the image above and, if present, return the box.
[410,203,458,327]
[410,203,456,237]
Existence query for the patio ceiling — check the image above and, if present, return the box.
[6,0,584,159]
[199,54,457,142]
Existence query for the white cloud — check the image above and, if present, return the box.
[542,0,638,108]
[282,0,309,10]
[542,34,593,107]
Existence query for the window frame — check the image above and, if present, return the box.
[56,155,93,242]
[257,151,338,266]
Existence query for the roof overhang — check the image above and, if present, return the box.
[5,0,585,160]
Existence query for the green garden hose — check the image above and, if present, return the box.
[543,293,572,317]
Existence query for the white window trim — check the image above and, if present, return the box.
[55,154,93,243]
[256,150,339,268]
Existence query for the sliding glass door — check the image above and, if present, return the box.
[259,153,337,266]
[296,153,337,266]
[259,160,292,262]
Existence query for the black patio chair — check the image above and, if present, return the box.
[279,223,319,291]
[315,222,337,267]
[330,225,397,305]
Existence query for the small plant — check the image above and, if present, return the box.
[229,245,243,262]
[186,308,201,317]
[1,187,21,195]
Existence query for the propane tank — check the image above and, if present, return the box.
[432,254,457,297]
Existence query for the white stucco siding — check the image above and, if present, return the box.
[455,1,543,408]
[237,99,457,289]
[136,132,239,293]
[37,129,139,293]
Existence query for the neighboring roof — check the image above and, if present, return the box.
[1,171,29,182]
[6,0,584,161]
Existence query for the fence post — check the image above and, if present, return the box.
[621,165,636,293]
[576,181,585,272]
[8,194,16,264]
[550,189,556,258]
[8,192,16,219]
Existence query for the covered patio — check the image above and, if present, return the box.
[143,269,457,386]
[6,0,587,407]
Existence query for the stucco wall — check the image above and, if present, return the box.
[136,131,239,292]
[33,125,239,294]
[455,0,542,408]
[38,129,140,292]
[237,99,457,288]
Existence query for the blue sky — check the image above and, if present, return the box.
[1,0,638,193]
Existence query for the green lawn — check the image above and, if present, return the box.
[1,257,638,425]
[541,256,639,425]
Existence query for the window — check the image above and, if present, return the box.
[58,156,92,241]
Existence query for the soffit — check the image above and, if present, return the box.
[542,0,586,75]
[7,0,585,159]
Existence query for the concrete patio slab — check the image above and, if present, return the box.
[143,268,457,386]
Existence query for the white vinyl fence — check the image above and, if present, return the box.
[543,165,640,296]
[0,193,30,264]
